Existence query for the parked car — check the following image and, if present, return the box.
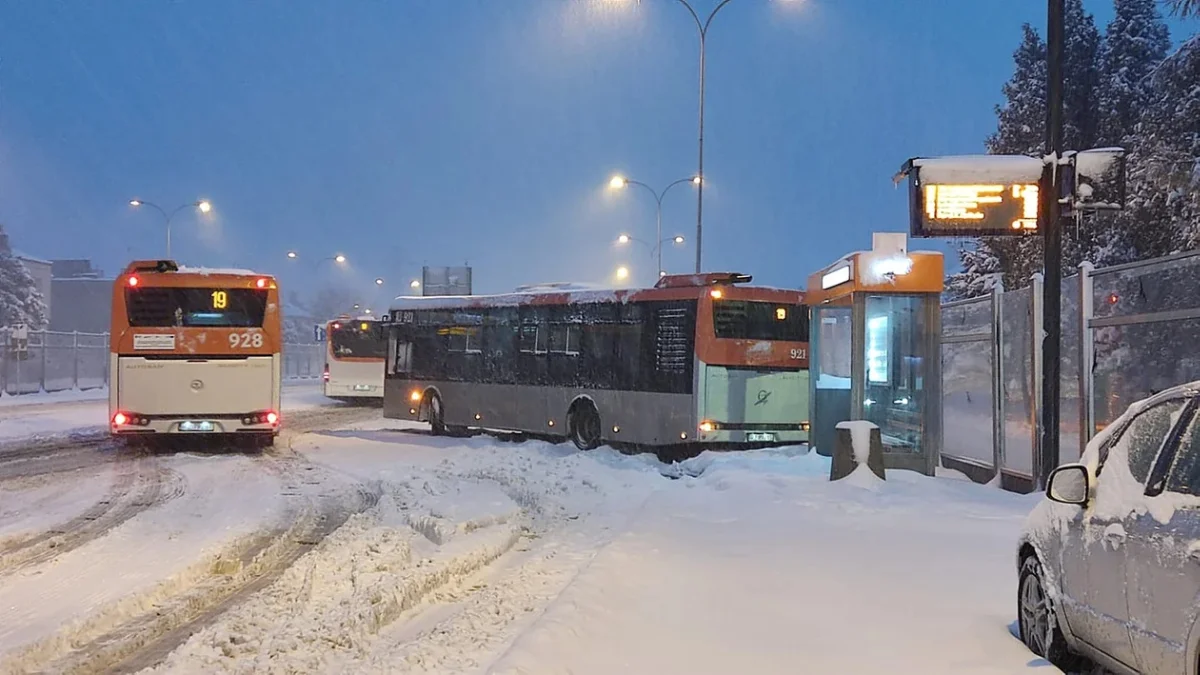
[1017,383,1200,674]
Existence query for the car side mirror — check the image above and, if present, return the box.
[1047,464,1090,505]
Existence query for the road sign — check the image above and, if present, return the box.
[313,324,326,343]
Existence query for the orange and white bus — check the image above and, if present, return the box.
[323,316,385,400]
[382,273,810,453]
[109,260,282,446]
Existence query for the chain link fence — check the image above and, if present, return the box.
[0,330,325,397]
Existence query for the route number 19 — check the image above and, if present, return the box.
[211,290,228,309]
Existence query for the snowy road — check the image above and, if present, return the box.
[0,409,1062,674]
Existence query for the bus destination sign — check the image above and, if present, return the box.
[899,155,1045,238]
[916,183,1039,237]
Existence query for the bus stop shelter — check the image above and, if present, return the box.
[806,234,943,476]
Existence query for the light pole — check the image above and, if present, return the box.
[609,175,698,275]
[676,0,737,274]
[128,199,212,259]
[614,233,686,279]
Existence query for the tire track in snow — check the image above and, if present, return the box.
[0,456,186,577]
[0,453,382,675]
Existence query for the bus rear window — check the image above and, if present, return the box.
[331,322,386,359]
[713,301,808,341]
[125,288,268,327]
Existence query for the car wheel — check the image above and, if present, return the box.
[569,401,602,451]
[1018,555,1084,670]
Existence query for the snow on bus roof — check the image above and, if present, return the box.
[176,265,266,277]
[390,288,628,311]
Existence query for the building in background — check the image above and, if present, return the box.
[49,260,111,334]
[14,251,53,320]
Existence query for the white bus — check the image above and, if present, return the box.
[109,260,282,447]
[323,316,386,401]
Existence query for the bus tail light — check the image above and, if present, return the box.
[256,278,267,289]
[127,276,139,287]
[112,412,150,426]
[242,411,279,426]
[322,365,330,382]
[113,412,128,426]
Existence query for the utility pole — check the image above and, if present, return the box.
[1039,0,1065,490]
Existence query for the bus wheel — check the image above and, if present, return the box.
[428,393,447,435]
[568,401,602,451]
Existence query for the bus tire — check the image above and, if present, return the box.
[568,400,602,451]
[428,393,448,436]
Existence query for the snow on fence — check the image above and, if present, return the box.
[0,330,325,397]
[940,249,1200,489]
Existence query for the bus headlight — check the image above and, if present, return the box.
[410,390,423,402]
[699,421,715,433]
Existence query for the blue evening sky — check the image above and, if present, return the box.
[0,1,1192,307]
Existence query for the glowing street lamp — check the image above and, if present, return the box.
[286,251,298,259]
[334,254,347,264]
[409,279,421,289]
[128,198,213,259]
[374,278,385,286]
[608,175,698,275]
[615,266,630,281]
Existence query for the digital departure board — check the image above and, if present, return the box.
[912,182,1039,237]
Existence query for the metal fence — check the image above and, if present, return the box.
[940,249,1200,489]
[0,330,325,397]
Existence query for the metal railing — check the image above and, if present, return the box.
[940,249,1200,488]
[0,330,325,397]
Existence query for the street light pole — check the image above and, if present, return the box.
[129,199,212,259]
[677,0,736,274]
[610,176,698,275]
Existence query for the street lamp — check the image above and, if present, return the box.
[334,254,347,263]
[128,198,213,259]
[609,175,698,275]
[615,266,630,282]
[286,251,298,259]
[409,279,421,289]
[374,278,385,286]
[676,0,738,273]
[615,234,687,277]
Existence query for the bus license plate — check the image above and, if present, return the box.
[747,432,775,442]
[179,421,215,432]
[353,385,374,392]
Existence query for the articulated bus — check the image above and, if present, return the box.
[109,260,282,446]
[382,273,810,452]
[323,316,386,401]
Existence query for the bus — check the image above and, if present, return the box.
[382,272,810,452]
[323,316,386,401]
[108,260,282,446]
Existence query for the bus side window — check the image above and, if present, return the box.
[387,333,397,375]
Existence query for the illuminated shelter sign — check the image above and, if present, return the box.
[899,155,1046,238]
[921,183,1039,235]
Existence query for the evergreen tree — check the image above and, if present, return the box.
[951,3,1106,296]
[1098,0,1172,147]
[0,225,49,330]
[1163,0,1200,18]
[944,242,1003,300]
[1127,34,1200,253]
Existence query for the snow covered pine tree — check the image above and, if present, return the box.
[0,225,49,330]
[948,1,1108,297]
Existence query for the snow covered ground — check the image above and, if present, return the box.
[0,381,337,444]
[0,413,1060,674]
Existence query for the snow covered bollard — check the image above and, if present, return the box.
[831,421,886,482]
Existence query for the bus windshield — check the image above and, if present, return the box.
[125,288,268,327]
[713,301,808,342]
[330,321,386,359]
